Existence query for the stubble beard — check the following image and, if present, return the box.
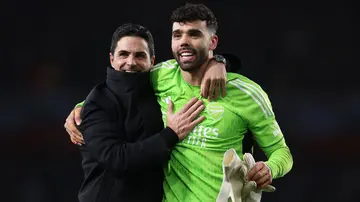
[173,50,208,72]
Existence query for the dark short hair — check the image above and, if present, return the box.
[170,3,218,34]
[110,23,155,57]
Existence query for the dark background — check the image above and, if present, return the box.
[1,0,358,201]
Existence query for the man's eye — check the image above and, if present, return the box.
[136,54,146,58]
[118,53,128,58]
[190,32,201,38]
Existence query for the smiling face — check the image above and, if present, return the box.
[171,20,218,72]
[109,36,155,72]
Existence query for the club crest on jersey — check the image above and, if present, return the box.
[206,102,224,121]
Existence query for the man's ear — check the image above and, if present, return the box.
[151,55,155,66]
[210,35,219,50]
[109,52,114,66]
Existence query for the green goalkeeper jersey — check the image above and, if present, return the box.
[150,59,293,202]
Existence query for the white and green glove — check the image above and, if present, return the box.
[241,152,276,202]
[216,149,276,202]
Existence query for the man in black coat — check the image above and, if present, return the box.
[75,23,207,202]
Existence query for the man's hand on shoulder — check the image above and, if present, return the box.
[201,56,227,101]
[64,107,84,146]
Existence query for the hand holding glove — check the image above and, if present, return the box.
[216,149,275,202]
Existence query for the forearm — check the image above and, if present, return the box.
[84,125,178,176]
[262,138,293,179]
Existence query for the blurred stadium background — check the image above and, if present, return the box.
[1,0,358,201]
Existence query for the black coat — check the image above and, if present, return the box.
[77,67,178,202]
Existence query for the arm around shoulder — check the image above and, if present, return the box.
[220,53,243,73]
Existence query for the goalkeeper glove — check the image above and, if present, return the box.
[216,149,276,202]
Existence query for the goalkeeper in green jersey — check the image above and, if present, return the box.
[65,3,293,202]
[151,4,292,201]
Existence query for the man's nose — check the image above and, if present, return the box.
[180,35,190,47]
[126,55,137,66]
